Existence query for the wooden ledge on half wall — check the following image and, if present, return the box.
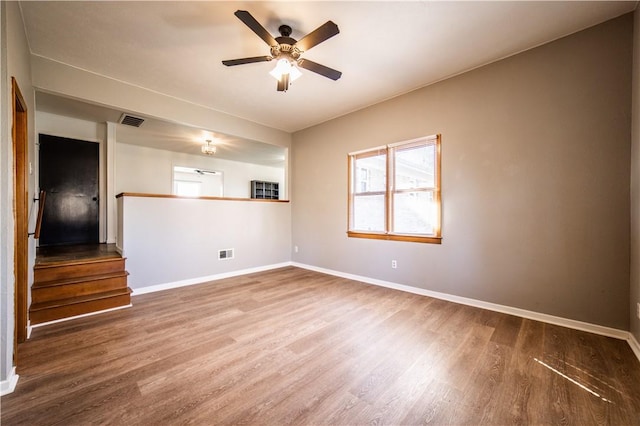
[115,192,290,203]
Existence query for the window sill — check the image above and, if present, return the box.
[347,231,442,244]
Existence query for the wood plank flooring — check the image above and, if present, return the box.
[35,243,121,266]
[2,266,639,425]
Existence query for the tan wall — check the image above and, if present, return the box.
[292,14,633,330]
[631,7,640,341]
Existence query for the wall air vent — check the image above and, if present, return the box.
[118,113,145,127]
[218,249,234,260]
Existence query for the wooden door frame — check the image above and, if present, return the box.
[12,77,28,363]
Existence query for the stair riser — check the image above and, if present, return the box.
[35,259,125,283]
[32,276,129,304]
[30,293,131,325]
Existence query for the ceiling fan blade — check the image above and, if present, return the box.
[295,21,339,52]
[222,56,272,66]
[297,59,342,81]
[234,10,278,47]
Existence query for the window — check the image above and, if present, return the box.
[173,180,202,197]
[172,166,223,197]
[348,134,441,244]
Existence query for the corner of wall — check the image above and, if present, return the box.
[630,6,640,343]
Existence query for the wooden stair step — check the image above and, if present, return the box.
[34,257,126,282]
[30,288,132,311]
[31,272,130,304]
[33,271,129,289]
[29,288,132,325]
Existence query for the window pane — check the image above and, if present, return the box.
[393,191,435,235]
[354,153,386,193]
[353,194,385,231]
[174,180,201,197]
[395,144,434,190]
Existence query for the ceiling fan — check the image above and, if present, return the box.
[222,10,342,92]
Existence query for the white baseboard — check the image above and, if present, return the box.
[121,260,640,365]
[292,262,632,343]
[131,262,293,296]
[0,367,19,396]
[30,304,132,329]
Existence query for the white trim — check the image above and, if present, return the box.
[0,367,19,396]
[131,262,292,296]
[292,262,630,341]
[27,319,32,339]
[628,333,640,362]
[30,304,132,328]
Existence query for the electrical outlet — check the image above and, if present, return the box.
[294,246,299,253]
[391,260,397,269]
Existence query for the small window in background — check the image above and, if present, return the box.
[348,134,441,244]
[172,166,223,197]
[173,180,201,197]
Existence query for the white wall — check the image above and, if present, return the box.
[292,14,633,330]
[0,0,11,388]
[1,1,35,388]
[30,55,291,149]
[116,143,285,199]
[119,195,291,289]
[630,7,640,343]
[36,110,105,143]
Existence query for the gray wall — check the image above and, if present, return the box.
[119,196,291,289]
[292,14,633,330]
[631,8,640,343]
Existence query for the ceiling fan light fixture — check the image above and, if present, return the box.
[201,139,217,155]
[269,58,302,82]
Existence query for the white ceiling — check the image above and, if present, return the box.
[35,92,287,167]
[20,1,637,139]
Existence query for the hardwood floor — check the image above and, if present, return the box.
[2,267,639,425]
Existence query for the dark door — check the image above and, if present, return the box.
[39,134,99,246]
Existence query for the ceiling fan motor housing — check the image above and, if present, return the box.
[271,42,301,61]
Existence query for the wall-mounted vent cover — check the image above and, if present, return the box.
[119,113,145,127]
[218,248,234,260]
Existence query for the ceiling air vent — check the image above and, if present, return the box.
[119,113,145,127]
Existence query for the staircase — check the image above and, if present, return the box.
[30,253,132,325]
